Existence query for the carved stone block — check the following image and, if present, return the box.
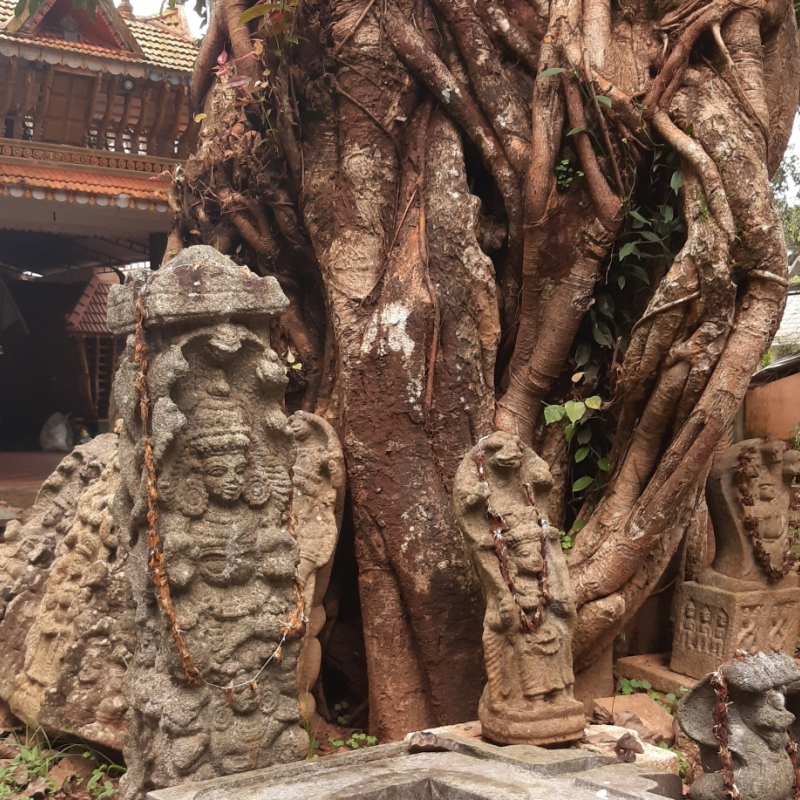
[671,440,800,680]
[671,583,800,678]
[0,434,118,713]
[108,247,307,799]
[454,431,584,746]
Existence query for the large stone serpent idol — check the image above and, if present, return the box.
[108,247,308,798]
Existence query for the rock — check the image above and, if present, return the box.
[580,724,680,775]
[592,695,676,746]
[109,247,307,799]
[6,455,131,750]
[146,737,682,800]
[0,435,118,707]
[678,650,800,800]
[453,432,584,746]
[671,440,800,679]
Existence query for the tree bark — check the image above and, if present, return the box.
[171,0,799,735]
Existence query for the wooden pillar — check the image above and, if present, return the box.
[12,64,34,140]
[130,80,151,155]
[0,58,19,135]
[96,74,118,150]
[32,64,54,141]
[83,73,102,146]
[161,81,185,157]
[115,91,133,152]
[146,79,170,155]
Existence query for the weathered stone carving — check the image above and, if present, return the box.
[7,454,132,749]
[290,411,345,721]
[0,434,117,708]
[678,651,800,800]
[108,247,307,799]
[454,431,585,746]
[671,440,800,679]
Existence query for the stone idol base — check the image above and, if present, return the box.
[670,581,800,679]
[616,653,703,700]
[147,732,682,800]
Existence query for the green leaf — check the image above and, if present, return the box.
[577,426,592,444]
[572,371,584,383]
[544,405,566,424]
[629,209,650,225]
[585,395,602,410]
[592,321,614,348]
[596,293,615,317]
[237,2,280,25]
[593,95,612,107]
[640,230,662,243]
[597,457,610,471]
[575,341,591,367]
[575,446,590,463]
[630,264,650,284]
[566,127,585,136]
[670,170,684,192]
[665,693,677,702]
[617,275,626,289]
[564,423,575,443]
[573,476,594,492]
[538,67,566,79]
[619,241,639,260]
[660,204,674,222]
[564,400,586,423]
[573,518,587,531]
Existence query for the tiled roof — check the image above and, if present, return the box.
[0,157,172,206]
[0,0,196,74]
[126,16,197,72]
[66,270,118,334]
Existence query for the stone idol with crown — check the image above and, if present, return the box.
[108,247,308,799]
[671,439,800,679]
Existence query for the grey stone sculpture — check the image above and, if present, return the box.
[290,411,345,723]
[671,440,800,678]
[0,434,118,713]
[7,454,132,749]
[678,650,800,800]
[453,431,585,746]
[108,247,308,799]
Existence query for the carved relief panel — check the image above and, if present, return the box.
[108,247,307,799]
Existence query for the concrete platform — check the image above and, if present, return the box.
[147,734,682,800]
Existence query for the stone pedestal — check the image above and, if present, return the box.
[670,439,800,680]
[671,581,800,678]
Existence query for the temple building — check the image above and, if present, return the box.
[0,0,197,446]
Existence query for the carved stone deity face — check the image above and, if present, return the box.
[485,435,525,473]
[685,601,696,620]
[700,607,711,625]
[201,452,248,504]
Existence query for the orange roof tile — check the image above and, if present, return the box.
[0,0,196,74]
[66,271,118,334]
[0,157,172,201]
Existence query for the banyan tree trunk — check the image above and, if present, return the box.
[169,0,799,738]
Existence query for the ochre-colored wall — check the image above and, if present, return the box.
[745,372,800,440]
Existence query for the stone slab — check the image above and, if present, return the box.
[148,737,682,800]
[615,654,695,698]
